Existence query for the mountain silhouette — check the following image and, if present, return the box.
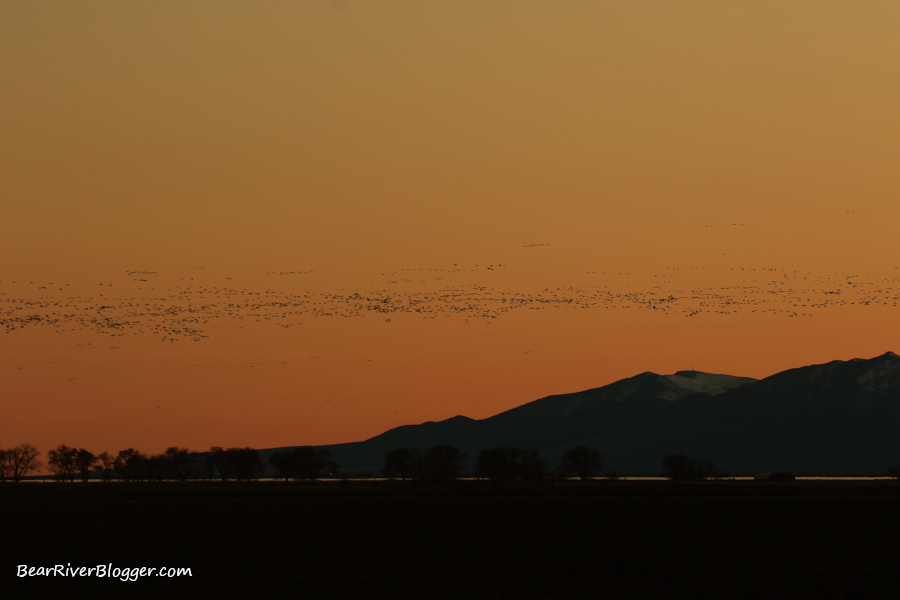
[267,352,900,475]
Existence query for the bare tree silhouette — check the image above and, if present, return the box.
[95,451,115,482]
[146,454,166,482]
[383,448,419,480]
[9,443,42,483]
[114,448,146,482]
[268,447,339,482]
[477,448,515,483]
[164,447,197,481]
[662,454,727,480]
[268,449,300,481]
[75,449,97,483]
[416,446,466,483]
[208,446,230,481]
[225,447,265,481]
[48,444,78,482]
[560,445,602,480]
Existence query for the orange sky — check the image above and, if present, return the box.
[2,1,899,457]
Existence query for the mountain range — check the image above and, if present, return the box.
[265,351,900,475]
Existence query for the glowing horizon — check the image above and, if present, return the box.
[2,1,899,456]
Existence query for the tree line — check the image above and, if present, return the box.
[379,445,727,483]
[0,444,340,483]
[382,444,605,483]
[0,443,613,483]
[7,442,899,483]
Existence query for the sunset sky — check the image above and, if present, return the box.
[2,1,899,457]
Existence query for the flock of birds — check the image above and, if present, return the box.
[1,263,898,343]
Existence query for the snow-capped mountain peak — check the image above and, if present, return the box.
[661,370,757,399]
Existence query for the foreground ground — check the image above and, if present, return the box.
[2,480,899,599]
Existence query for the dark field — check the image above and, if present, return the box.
[3,480,900,599]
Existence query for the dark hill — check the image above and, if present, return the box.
[275,352,900,475]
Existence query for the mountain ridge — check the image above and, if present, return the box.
[266,352,900,475]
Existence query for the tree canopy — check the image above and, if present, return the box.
[476,448,546,483]
[560,445,602,480]
[662,454,726,480]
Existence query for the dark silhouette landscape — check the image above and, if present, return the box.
[7,2,900,596]
[6,352,900,485]
[267,352,900,476]
[6,352,900,597]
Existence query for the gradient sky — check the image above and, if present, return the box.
[2,1,899,456]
